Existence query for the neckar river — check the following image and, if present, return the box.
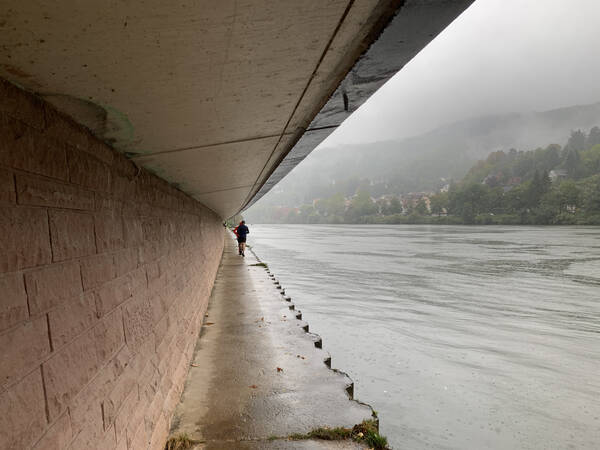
[249,225,600,449]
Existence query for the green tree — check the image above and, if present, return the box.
[503,183,529,213]
[430,192,448,216]
[345,186,377,221]
[558,180,581,210]
[327,193,346,216]
[383,196,402,215]
[448,183,492,222]
[581,175,600,213]
[526,170,551,207]
[414,199,429,216]
[564,129,587,153]
[563,149,582,178]
[586,126,600,149]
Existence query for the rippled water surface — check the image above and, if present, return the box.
[249,225,600,450]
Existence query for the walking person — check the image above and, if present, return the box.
[233,220,249,256]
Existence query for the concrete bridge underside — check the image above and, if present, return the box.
[0,2,474,449]
[1,0,472,218]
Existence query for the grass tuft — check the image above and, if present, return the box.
[365,432,389,449]
[250,262,268,268]
[164,433,198,450]
[287,419,390,449]
[307,427,352,440]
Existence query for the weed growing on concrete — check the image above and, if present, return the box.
[250,262,268,268]
[164,433,198,450]
[365,431,389,449]
[287,419,390,449]
[290,426,352,441]
[353,419,389,449]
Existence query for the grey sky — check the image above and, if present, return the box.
[324,0,600,146]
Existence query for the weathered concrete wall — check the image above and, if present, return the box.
[0,79,224,450]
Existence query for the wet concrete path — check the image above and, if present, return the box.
[168,235,372,449]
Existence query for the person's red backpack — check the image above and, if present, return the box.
[233,222,242,238]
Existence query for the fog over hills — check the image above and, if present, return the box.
[249,101,600,209]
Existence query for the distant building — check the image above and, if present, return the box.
[549,169,568,182]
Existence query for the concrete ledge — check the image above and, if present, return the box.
[168,236,373,449]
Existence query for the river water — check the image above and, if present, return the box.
[248,225,600,450]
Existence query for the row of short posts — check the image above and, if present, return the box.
[264,266,354,399]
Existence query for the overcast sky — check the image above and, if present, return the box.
[323,0,600,146]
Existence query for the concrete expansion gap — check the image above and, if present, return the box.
[167,235,372,449]
[193,183,255,196]
[129,132,296,160]
[305,124,340,133]
[240,0,356,211]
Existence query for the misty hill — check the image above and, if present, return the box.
[281,101,600,197]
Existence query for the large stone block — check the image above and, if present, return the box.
[42,328,99,421]
[25,260,82,315]
[94,275,131,317]
[93,307,125,366]
[95,426,117,450]
[0,271,28,332]
[94,192,123,214]
[68,355,121,437]
[148,411,169,450]
[114,386,138,445]
[0,80,45,129]
[0,316,51,390]
[31,411,73,450]
[16,173,95,210]
[80,253,116,291]
[47,291,97,349]
[0,205,52,272]
[0,368,47,450]
[84,138,115,166]
[113,247,138,277]
[129,418,151,450]
[102,370,137,432]
[67,406,104,450]
[67,147,111,193]
[0,167,15,204]
[127,266,148,295]
[94,212,124,253]
[124,393,148,450]
[0,115,69,180]
[111,173,136,200]
[122,215,144,247]
[49,209,96,261]
[123,293,153,352]
[42,107,90,150]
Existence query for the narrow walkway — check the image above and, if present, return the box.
[168,235,372,449]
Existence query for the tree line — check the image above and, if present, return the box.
[244,127,600,225]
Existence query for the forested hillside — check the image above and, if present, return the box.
[425,128,600,224]
[247,102,600,214]
[245,126,600,225]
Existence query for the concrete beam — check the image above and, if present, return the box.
[0,0,473,218]
[245,0,474,211]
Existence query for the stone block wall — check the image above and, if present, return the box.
[0,79,224,450]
